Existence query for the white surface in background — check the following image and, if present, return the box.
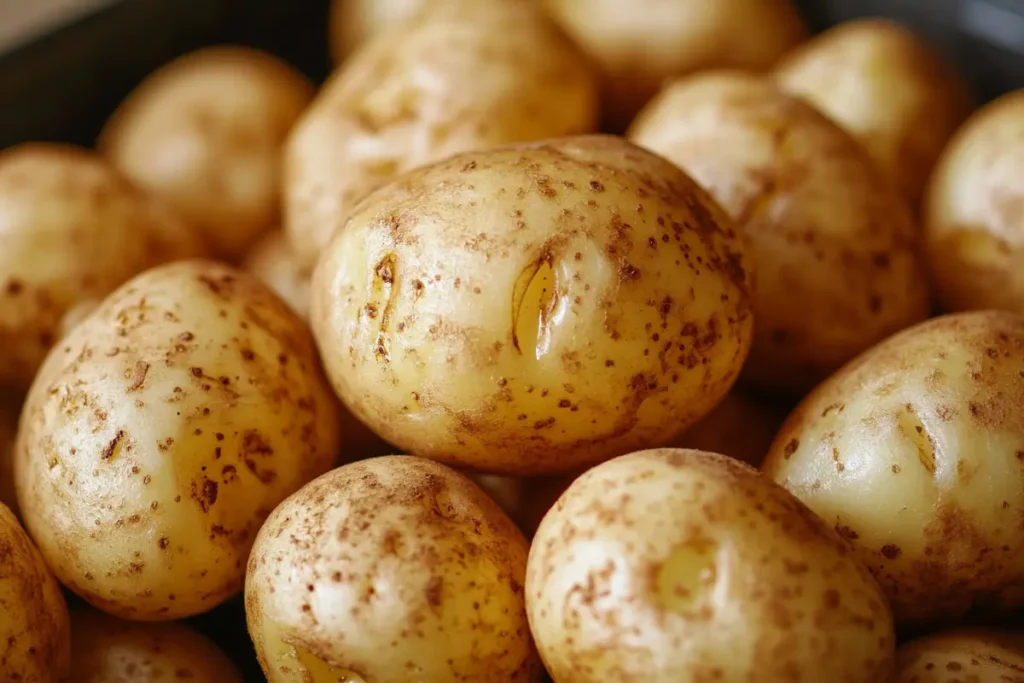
[0,0,119,53]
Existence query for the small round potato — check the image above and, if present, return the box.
[629,72,930,393]
[0,143,205,390]
[16,260,340,620]
[668,390,786,467]
[527,448,895,682]
[70,609,244,682]
[329,0,424,63]
[774,19,972,205]
[246,455,541,682]
[285,0,598,266]
[542,0,806,129]
[100,46,315,260]
[0,502,71,682]
[923,90,1024,314]
[893,629,1024,682]
[243,230,312,320]
[312,135,753,474]
[763,311,1024,625]
[470,472,574,538]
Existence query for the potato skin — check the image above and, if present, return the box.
[526,448,895,682]
[0,143,205,390]
[629,72,930,393]
[16,260,340,620]
[285,0,598,266]
[923,90,1024,315]
[311,135,753,474]
[243,230,312,321]
[0,502,71,683]
[763,311,1024,625]
[245,455,541,683]
[774,19,972,205]
[893,629,1024,682]
[470,472,574,538]
[329,0,424,62]
[668,390,786,467]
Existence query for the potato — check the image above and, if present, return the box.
[470,472,573,538]
[668,390,786,467]
[311,135,753,474]
[0,143,205,390]
[923,90,1024,315]
[246,455,541,682]
[329,0,424,62]
[100,46,315,260]
[0,502,71,682]
[762,311,1024,625]
[629,72,930,393]
[70,608,244,682]
[0,394,20,514]
[893,629,1024,682]
[542,0,806,129]
[526,448,895,682]
[774,19,972,205]
[243,230,312,320]
[16,260,340,620]
[285,0,598,266]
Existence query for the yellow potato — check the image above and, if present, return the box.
[774,19,972,205]
[311,135,753,474]
[16,260,340,620]
[470,472,574,538]
[100,46,315,260]
[246,455,541,682]
[285,0,598,266]
[0,143,205,390]
[329,0,424,62]
[243,230,312,320]
[893,629,1024,682]
[527,448,895,682]
[0,502,70,682]
[668,390,786,467]
[542,0,806,129]
[629,72,930,393]
[70,608,244,682]
[924,90,1024,314]
[763,311,1024,625]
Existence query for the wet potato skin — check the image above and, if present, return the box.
[285,0,598,266]
[629,72,931,394]
[15,260,340,621]
[893,629,1024,683]
[245,455,541,683]
[312,135,754,475]
[763,311,1024,625]
[526,448,895,682]
[0,503,71,683]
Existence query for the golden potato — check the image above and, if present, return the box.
[470,472,573,538]
[763,311,1024,625]
[629,72,930,393]
[0,502,71,682]
[527,448,895,682]
[668,390,786,467]
[243,230,312,320]
[923,90,1024,314]
[70,608,244,682]
[311,135,753,474]
[542,0,806,129]
[246,455,541,682]
[0,143,205,390]
[894,629,1024,682]
[100,46,315,260]
[16,260,340,620]
[329,0,424,62]
[774,19,972,205]
[285,0,598,266]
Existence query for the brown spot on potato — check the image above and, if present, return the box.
[783,439,799,458]
[880,544,902,560]
[127,360,150,391]
[101,430,126,461]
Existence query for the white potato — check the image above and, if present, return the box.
[329,0,424,62]
[893,629,1024,682]
[243,230,312,320]
[16,260,340,620]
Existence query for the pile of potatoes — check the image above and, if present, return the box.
[4,0,1024,680]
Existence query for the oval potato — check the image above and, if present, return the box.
[526,448,895,682]
[311,135,753,474]
[763,311,1024,625]
[629,72,930,393]
[329,0,424,62]
[285,0,598,266]
[668,390,786,467]
[893,629,1024,682]
[246,455,541,682]
[16,260,340,620]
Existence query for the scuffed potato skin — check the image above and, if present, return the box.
[243,230,312,320]
[70,609,244,682]
[0,143,205,390]
[312,135,753,475]
[100,47,315,260]
[329,0,424,63]
[774,19,972,205]
[526,449,895,682]
[285,0,598,266]
[0,503,71,683]
[763,311,1024,625]
[246,456,541,683]
[629,72,930,393]
[924,90,1024,315]
[668,390,786,467]
[16,260,340,620]
[893,629,1024,682]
